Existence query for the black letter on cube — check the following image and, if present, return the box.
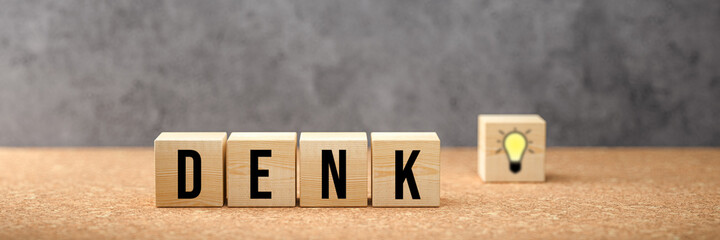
[322,150,346,199]
[178,150,202,199]
[250,150,272,199]
[396,150,421,199]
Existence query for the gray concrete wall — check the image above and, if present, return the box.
[1,0,719,146]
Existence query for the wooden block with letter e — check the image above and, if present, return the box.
[154,132,227,207]
[226,132,297,207]
[478,114,546,182]
[371,132,440,207]
[299,132,368,207]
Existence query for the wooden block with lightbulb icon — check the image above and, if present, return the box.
[226,132,297,207]
[371,132,440,207]
[155,132,227,207]
[478,115,546,182]
[299,132,368,207]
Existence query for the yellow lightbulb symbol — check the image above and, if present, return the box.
[503,131,527,173]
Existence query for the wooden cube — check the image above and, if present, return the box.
[299,132,368,207]
[478,114,546,182]
[155,132,227,207]
[371,132,440,207]
[226,132,297,207]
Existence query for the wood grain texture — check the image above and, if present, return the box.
[478,115,546,182]
[371,132,440,207]
[2,147,720,239]
[154,132,226,207]
[226,132,296,207]
[299,132,368,207]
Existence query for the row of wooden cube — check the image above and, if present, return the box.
[155,132,440,207]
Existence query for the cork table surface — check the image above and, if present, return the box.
[1,147,719,239]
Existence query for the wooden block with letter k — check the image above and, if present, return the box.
[371,132,440,207]
[299,132,368,207]
[154,132,227,207]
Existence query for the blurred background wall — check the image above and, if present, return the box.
[1,0,719,146]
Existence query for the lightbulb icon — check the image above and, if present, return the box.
[503,130,528,173]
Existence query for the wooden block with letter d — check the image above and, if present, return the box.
[154,132,227,207]
[299,132,368,207]
[371,132,440,207]
[226,132,297,207]
[478,114,546,182]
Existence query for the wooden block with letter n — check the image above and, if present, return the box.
[478,114,546,182]
[371,132,440,207]
[154,132,227,207]
[226,132,297,207]
[299,132,368,207]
